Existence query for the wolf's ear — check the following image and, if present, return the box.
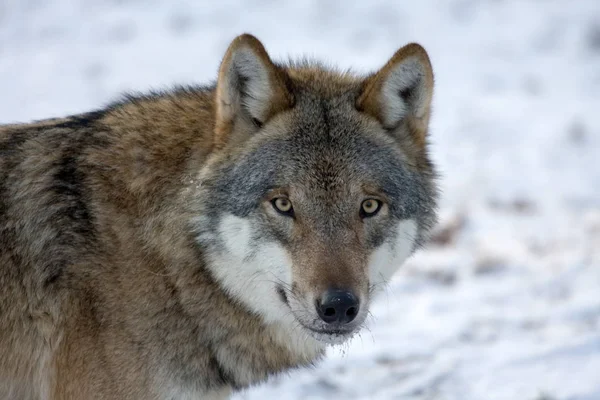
[215,34,293,147]
[357,43,434,150]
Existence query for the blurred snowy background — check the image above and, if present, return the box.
[1,0,599,399]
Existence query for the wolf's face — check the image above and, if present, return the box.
[192,35,437,345]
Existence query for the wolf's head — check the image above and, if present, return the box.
[192,34,437,345]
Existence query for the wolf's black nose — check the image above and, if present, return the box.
[316,289,360,324]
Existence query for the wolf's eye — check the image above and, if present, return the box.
[360,199,381,218]
[272,197,294,217]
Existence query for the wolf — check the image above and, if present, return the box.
[0,34,437,399]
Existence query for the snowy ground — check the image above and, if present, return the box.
[1,0,599,399]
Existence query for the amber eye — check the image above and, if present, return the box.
[271,197,294,217]
[360,199,381,218]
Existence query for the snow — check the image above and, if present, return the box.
[1,0,599,399]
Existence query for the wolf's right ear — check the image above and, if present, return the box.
[357,43,434,150]
[215,34,293,147]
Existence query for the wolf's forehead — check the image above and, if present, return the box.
[285,110,399,180]
[242,98,394,183]
[254,129,405,193]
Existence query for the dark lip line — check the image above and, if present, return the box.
[277,286,289,305]
[304,326,353,336]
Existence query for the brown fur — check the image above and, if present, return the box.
[0,34,435,399]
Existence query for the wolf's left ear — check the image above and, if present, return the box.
[215,34,293,147]
[357,43,434,150]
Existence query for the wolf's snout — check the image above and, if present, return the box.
[316,289,360,324]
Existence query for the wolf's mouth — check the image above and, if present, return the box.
[304,326,352,336]
[302,324,355,344]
